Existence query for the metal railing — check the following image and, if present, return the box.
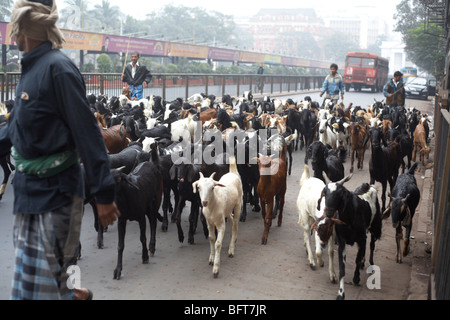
[431,94,450,300]
[1,72,325,102]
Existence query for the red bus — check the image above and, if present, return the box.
[343,52,389,92]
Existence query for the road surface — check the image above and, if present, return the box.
[0,90,433,301]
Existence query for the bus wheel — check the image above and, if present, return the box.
[345,84,351,92]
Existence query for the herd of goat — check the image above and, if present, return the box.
[0,88,433,299]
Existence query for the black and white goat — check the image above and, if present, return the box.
[382,162,420,263]
[297,165,336,283]
[317,174,382,300]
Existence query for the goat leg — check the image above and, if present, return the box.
[147,211,158,257]
[403,225,412,257]
[353,240,366,286]
[138,218,149,264]
[114,219,127,280]
[396,227,403,263]
[337,242,346,300]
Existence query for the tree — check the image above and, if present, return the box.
[404,23,445,78]
[394,1,445,78]
[97,53,113,73]
[0,0,13,21]
[91,0,121,34]
[393,0,426,35]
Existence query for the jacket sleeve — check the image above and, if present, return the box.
[122,65,129,84]
[383,81,390,97]
[339,76,345,94]
[321,76,329,94]
[144,67,152,84]
[53,67,115,204]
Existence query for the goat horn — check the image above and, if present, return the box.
[336,174,353,186]
[382,206,391,220]
[322,172,331,184]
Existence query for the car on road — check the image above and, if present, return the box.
[404,77,436,100]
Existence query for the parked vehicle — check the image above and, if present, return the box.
[404,77,436,100]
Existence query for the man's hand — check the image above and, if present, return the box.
[319,92,323,97]
[143,81,148,88]
[96,202,121,227]
[387,93,393,98]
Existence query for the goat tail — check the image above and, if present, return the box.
[229,155,239,175]
[300,164,311,188]
[408,161,419,175]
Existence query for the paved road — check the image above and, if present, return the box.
[0,90,433,301]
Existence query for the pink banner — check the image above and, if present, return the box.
[103,35,168,56]
[0,23,6,45]
[208,48,240,61]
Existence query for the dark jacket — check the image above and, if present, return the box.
[0,41,115,214]
[383,78,405,106]
[122,62,152,86]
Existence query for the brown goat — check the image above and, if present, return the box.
[256,145,288,245]
[412,120,430,166]
[349,121,369,173]
[95,112,130,154]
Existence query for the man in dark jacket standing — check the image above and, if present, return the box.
[383,70,405,113]
[121,51,152,100]
[0,0,120,300]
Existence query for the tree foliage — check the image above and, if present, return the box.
[394,0,445,78]
[404,23,445,78]
[0,0,13,21]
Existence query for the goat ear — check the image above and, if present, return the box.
[317,189,325,211]
[192,181,199,193]
[213,182,226,188]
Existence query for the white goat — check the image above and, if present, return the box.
[192,156,243,278]
[297,165,336,283]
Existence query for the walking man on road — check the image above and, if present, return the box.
[320,63,345,105]
[383,70,405,113]
[121,51,152,100]
[0,0,120,300]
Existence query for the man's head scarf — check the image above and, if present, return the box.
[9,0,65,49]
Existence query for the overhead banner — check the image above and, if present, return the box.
[208,47,240,62]
[264,54,281,64]
[169,43,209,59]
[239,51,264,63]
[102,35,168,56]
[61,30,103,51]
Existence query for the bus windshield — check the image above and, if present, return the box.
[362,58,375,67]
[347,57,361,67]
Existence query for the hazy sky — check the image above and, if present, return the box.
[59,0,402,21]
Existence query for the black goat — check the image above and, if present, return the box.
[318,175,382,300]
[385,126,413,173]
[299,108,317,151]
[382,162,420,263]
[364,126,402,213]
[169,162,208,244]
[110,144,163,280]
[306,141,344,183]
[286,108,302,151]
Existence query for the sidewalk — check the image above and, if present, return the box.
[406,99,435,300]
